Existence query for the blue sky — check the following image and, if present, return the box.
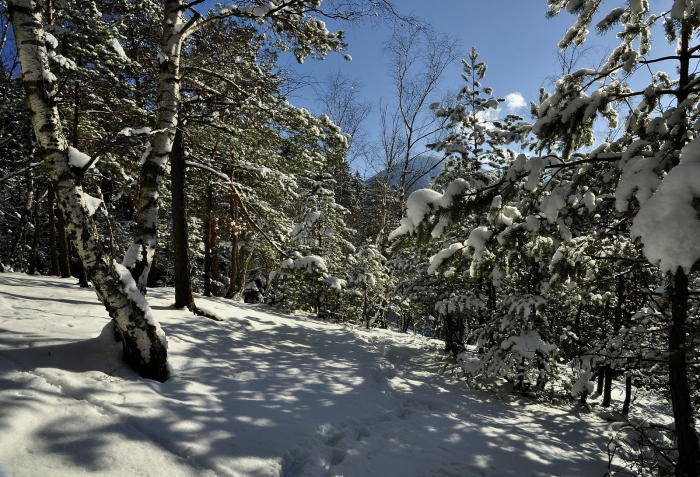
[274,0,678,170]
[289,1,584,110]
[278,1,605,170]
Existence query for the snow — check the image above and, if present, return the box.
[241,3,275,17]
[121,244,154,278]
[583,190,596,212]
[525,214,541,232]
[305,211,321,225]
[541,188,567,222]
[83,193,103,217]
[390,181,469,240]
[630,137,700,273]
[281,255,328,273]
[440,178,469,207]
[389,192,437,239]
[113,262,167,351]
[671,0,690,19]
[44,32,58,49]
[67,146,91,169]
[523,157,546,191]
[615,156,662,213]
[140,142,153,165]
[466,226,493,263]
[572,371,595,398]
[323,275,346,290]
[41,69,57,83]
[119,127,152,137]
[495,205,521,227]
[507,153,527,179]
[48,52,76,70]
[427,242,463,275]
[500,330,557,360]
[107,39,129,62]
[430,215,451,238]
[0,273,635,476]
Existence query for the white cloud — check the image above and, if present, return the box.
[473,93,526,124]
[476,108,499,123]
[505,93,526,111]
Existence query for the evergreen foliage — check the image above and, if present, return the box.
[4,2,700,474]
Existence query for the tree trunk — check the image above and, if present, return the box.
[69,75,89,288]
[72,245,90,287]
[203,179,213,297]
[667,21,700,477]
[27,192,41,275]
[226,165,239,299]
[170,128,195,311]
[47,183,59,275]
[56,205,72,278]
[362,285,369,328]
[669,269,699,477]
[226,226,239,299]
[622,373,632,416]
[602,365,613,408]
[211,219,220,296]
[603,277,624,408]
[147,254,160,288]
[596,367,605,395]
[9,0,168,381]
[8,166,34,268]
[123,0,185,291]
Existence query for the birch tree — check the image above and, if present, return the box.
[123,0,400,291]
[8,0,168,381]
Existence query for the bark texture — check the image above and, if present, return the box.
[9,0,168,381]
[123,0,185,290]
[669,270,698,477]
[47,183,59,275]
[203,180,213,297]
[56,207,71,278]
[170,129,195,311]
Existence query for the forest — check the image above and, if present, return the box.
[2,1,700,476]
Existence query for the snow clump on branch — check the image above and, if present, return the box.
[631,137,700,273]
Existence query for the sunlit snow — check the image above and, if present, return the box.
[0,273,667,476]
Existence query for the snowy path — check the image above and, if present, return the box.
[0,274,609,476]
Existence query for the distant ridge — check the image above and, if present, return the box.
[365,154,444,193]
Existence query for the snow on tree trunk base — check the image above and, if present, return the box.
[117,323,169,381]
[9,0,169,383]
[108,319,168,381]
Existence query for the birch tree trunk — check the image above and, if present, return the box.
[122,0,185,291]
[9,0,168,381]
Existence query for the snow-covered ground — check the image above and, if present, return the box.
[0,273,614,476]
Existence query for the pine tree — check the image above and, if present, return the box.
[540,3,700,474]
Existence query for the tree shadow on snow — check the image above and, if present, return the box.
[0,281,610,476]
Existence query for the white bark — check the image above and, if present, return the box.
[9,0,168,381]
[123,0,187,290]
